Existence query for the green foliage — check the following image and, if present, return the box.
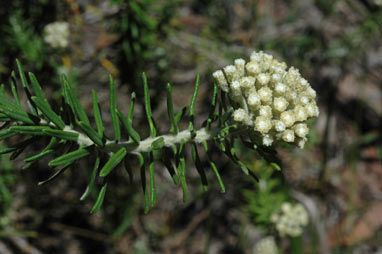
[0,60,283,214]
[243,162,287,231]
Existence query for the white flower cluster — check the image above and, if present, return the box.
[44,21,70,48]
[213,51,319,148]
[270,202,309,237]
[253,236,278,254]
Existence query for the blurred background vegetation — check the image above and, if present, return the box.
[0,0,381,253]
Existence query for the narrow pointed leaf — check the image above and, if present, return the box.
[178,157,188,202]
[78,121,103,147]
[188,73,200,138]
[123,156,133,184]
[61,75,90,125]
[149,152,156,206]
[43,129,79,141]
[49,147,90,167]
[162,153,178,185]
[10,71,20,105]
[138,153,150,214]
[38,162,72,185]
[80,156,100,201]
[191,143,208,191]
[28,72,47,101]
[167,83,178,134]
[91,183,108,214]
[116,109,140,144]
[142,72,156,137]
[0,147,18,154]
[206,83,219,129]
[16,59,38,115]
[24,149,55,163]
[91,90,104,137]
[31,96,65,129]
[10,126,50,135]
[109,75,120,141]
[0,129,17,140]
[99,147,127,177]
[203,141,225,192]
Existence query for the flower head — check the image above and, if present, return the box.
[213,51,319,147]
[44,21,70,48]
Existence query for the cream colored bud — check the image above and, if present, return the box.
[255,116,272,134]
[294,123,309,138]
[294,105,308,122]
[240,76,256,96]
[247,92,261,110]
[230,81,242,98]
[223,65,238,82]
[299,94,310,105]
[296,137,307,149]
[282,129,295,142]
[271,73,282,83]
[258,87,272,104]
[246,61,261,76]
[234,58,245,77]
[305,103,319,117]
[257,73,271,86]
[233,109,248,123]
[212,70,229,92]
[273,120,286,132]
[273,97,288,112]
[281,202,292,213]
[299,78,309,87]
[280,110,295,127]
[259,105,272,118]
[274,82,287,96]
[285,90,297,103]
[306,87,317,98]
[262,134,274,146]
[250,51,261,61]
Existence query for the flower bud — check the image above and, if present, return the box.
[212,70,229,92]
[255,116,272,134]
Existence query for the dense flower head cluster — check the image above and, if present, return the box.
[44,21,70,48]
[253,236,278,254]
[213,51,319,147]
[270,202,309,237]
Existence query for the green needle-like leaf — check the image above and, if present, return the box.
[91,183,107,214]
[142,72,156,138]
[203,141,225,193]
[28,72,47,101]
[206,83,218,129]
[149,152,156,206]
[24,149,55,163]
[0,147,18,154]
[191,143,208,191]
[16,60,38,115]
[31,96,65,129]
[188,73,200,138]
[10,126,51,135]
[43,129,79,142]
[80,156,100,201]
[109,75,120,141]
[91,90,104,137]
[61,75,90,125]
[0,129,17,140]
[138,153,150,214]
[167,83,178,134]
[38,162,72,185]
[123,156,133,183]
[77,121,103,147]
[10,71,20,105]
[99,147,127,177]
[116,109,140,145]
[0,95,35,124]
[49,147,90,167]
